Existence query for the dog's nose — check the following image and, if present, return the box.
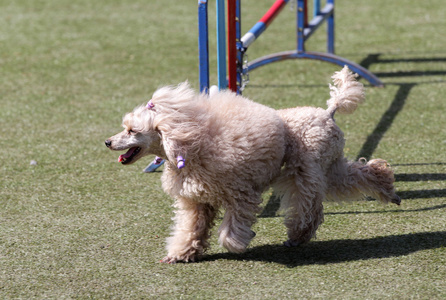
[105,139,112,148]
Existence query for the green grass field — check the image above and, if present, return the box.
[1,0,445,298]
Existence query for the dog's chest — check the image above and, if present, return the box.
[162,167,217,203]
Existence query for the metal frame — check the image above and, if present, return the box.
[198,0,210,93]
[198,0,384,95]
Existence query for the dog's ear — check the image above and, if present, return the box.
[157,118,203,164]
[160,135,185,163]
[152,82,207,164]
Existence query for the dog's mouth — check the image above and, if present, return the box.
[118,147,141,164]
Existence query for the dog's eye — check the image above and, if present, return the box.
[128,129,135,135]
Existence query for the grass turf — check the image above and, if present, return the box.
[1,0,445,298]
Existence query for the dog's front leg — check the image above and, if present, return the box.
[162,199,217,263]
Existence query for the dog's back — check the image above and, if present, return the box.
[276,66,366,172]
[277,106,345,171]
[161,89,287,202]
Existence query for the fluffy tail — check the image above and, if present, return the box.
[326,66,365,116]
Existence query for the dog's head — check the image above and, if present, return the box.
[105,105,164,165]
[105,82,203,166]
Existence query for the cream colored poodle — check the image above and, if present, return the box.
[105,66,400,263]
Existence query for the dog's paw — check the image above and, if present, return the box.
[391,195,401,205]
[283,239,301,247]
[160,254,198,264]
[160,256,178,264]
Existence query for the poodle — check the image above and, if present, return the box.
[105,66,400,263]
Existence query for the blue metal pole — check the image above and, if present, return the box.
[235,0,242,94]
[246,50,384,87]
[327,0,335,54]
[297,0,306,53]
[313,0,320,17]
[198,0,210,93]
[216,0,226,90]
[303,3,334,41]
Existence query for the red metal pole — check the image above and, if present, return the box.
[260,0,288,27]
[227,0,237,92]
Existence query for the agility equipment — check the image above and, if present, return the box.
[198,0,384,94]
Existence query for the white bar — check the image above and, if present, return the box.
[241,32,256,48]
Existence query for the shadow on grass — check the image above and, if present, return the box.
[397,189,446,199]
[357,53,446,160]
[203,231,446,267]
[260,195,446,219]
[355,82,415,160]
[360,53,446,75]
[395,173,446,181]
[259,194,281,218]
[393,162,446,167]
[393,169,446,200]
[325,203,446,215]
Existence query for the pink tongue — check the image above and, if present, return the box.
[118,147,137,162]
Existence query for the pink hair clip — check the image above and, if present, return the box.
[146,100,155,110]
[176,155,185,169]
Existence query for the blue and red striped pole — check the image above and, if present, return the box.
[240,0,290,49]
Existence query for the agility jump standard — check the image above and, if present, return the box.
[198,0,384,94]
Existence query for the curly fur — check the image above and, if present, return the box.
[327,67,365,115]
[105,66,400,263]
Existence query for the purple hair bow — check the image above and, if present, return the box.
[176,155,185,169]
[146,100,155,110]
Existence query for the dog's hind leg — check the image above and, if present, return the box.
[283,193,325,247]
[274,163,327,247]
[326,158,400,205]
[162,199,217,263]
[218,196,261,253]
